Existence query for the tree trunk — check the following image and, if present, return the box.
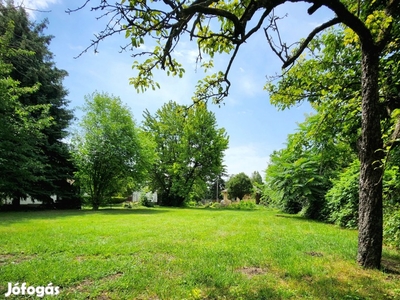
[357,47,383,269]
[12,196,20,208]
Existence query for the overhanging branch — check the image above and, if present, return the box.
[282,17,340,68]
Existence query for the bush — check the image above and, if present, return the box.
[326,160,359,229]
[110,196,126,205]
[184,200,200,207]
[123,201,133,209]
[281,196,303,214]
[227,200,258,210]
[384,205,400,249]
[382,164,400,249]
[140,193,154,207]
[205,200,258,210]
[209,202,221,209]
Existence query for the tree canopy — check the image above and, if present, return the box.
[76,0,400,268]
[0,2,74,207]
[142,101,229,206]
[0,20,50,203]
[265,26,400,250]
[226,172,253,201]
[71,92,154,210]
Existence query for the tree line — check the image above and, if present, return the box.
[2,0,400,270]
[72,94,230,209]
[0,3,230,209]
[0,1,260,210]
[74,0,400,269]
[0,2,77,209]
[263,26,400,252]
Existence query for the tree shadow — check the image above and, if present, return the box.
[0,208,169,226]
[382,257,400,275]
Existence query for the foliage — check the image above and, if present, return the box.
[382,148,400,249]
[71,92,154,210]
[265,111,353,220]
[250,171,263,204]
[78,0,400,268]
[204,201,221,209]
[266,25,400,251]
[139,193,154,208]
[325,154,400,248]
[205,175,226,201]
[109,196,126,205]
[262,1,400,266]
[267,151,328,218]
[384,205,400,250]
[228,200,258,210]
[260,183,281,207]
[0,19,52,204]
[226,173,253,201]
[0,2,75,207]
[205,199,258,210]
[250,171,263,185]
[326,159,360,229]
[142,101,229,206]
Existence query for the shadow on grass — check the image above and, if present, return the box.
[198,271,397,300]
[0,208,170,225]
[188,206,261,212]
[274,212,357,229]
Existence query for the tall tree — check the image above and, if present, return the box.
[142,101,229,206]
[72,92,153,210]
[77,0,400,269]
[0,1,74,206]
[0,20,52,204]
[265,111,353,219]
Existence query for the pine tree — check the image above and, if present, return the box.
[0,2,75,207]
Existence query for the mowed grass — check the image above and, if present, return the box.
[0,208,399,299]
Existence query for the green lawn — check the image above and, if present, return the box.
[0,207,399,299]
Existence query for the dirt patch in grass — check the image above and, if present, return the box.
[73,278,95,293]
[96,291,114,300]
[305,251,323,257]
[68,272,124,293]
[0,254,15,265]
[105,272,123,281]
[0,253,36,265]
[153,252,176,262]
[301,274,314,283]
[237,266,267,278]
[135,295,161,300]
[74,255,86,262]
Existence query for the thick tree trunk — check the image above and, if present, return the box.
[357,47,383,269]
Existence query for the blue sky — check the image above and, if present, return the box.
[21,0,334,178]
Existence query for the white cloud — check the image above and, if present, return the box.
[14,0,59,15]
[174,48,200,66]
[223,144,269,178]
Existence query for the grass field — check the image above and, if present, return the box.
[0,207,399,299]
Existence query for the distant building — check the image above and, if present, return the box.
[131,191,157,203]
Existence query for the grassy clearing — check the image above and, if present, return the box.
[0,207,399,299]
